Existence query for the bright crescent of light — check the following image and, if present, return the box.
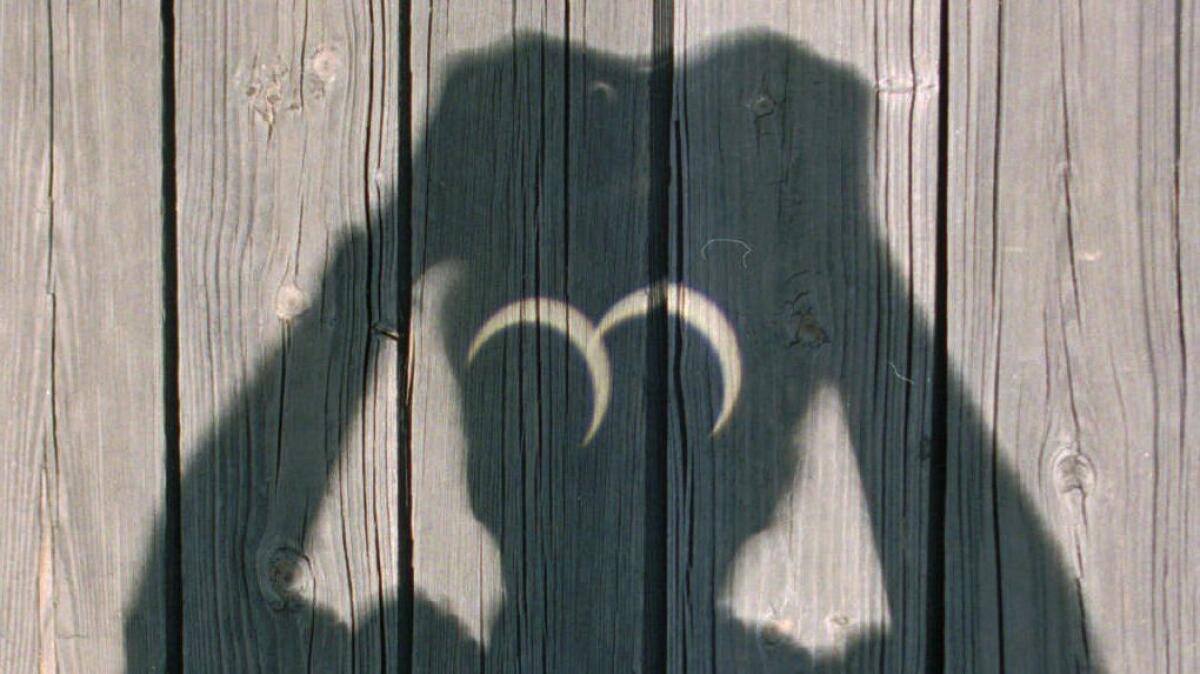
[468,298,611,445]
[597,283,742,436]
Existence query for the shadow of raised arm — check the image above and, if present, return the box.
[123,228,402,671]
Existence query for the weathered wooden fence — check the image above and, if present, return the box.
[1,1,1195,672]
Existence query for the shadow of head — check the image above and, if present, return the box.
[422,30,889,666]
[431,30,1096,671]
[437,26,869,573]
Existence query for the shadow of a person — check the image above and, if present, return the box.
[124,32,1099,673]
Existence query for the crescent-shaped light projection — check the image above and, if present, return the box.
[597,283,742,435]
[468,298,612,445]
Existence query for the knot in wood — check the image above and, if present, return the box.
[824,612,852,633]
[1052,448,1095,497]
[257,544,313,611]
[749,91,777,117]
[275,283,309,320]
[787,306,830,349]
[245,63,289,126]
[311,45,342,84]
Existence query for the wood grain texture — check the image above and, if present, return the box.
[668,3,939,672]
[0,2,53,671]
[1181,3,1200,669]
[166,0,403,669]
[946,0,1197,671]
[408,2,656,670]
[40,2,171,670]
[2,2,1195,670]
[3,3,171,670]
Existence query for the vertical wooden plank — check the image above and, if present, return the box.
[947,0,1197,670]
[409,1,656,670]
[1180,3,1200,670]
[42,2,172,671]
[0,2,52,671]
[669,3,939,671]
[364,0,408,667]
[4,4,172,669]
[171,0,401,668]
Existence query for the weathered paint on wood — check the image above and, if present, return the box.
[167,0,403,669]
[408,2,658,669]
[0,2,171,671]
[667,2,939,671]
[946,1,1198,671]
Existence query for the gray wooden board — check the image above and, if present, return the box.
[44,2,170,670]
[946,0,1197,671]
[158,0,404,669]
[0,2,170,671]
[408,2,657,670]
[1180,2,1200,666]
[668,3,938,672]
[0,2,54,670]
[1183,2,1200,669]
